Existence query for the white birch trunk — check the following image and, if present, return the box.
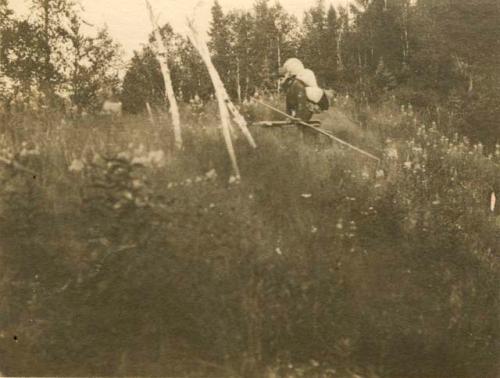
[145,0,182,149]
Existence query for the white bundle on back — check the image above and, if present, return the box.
[297,69,324,103]
[282,58,326,105]
[297,69,318,87]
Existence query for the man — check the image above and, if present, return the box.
[280,58,329,119]
[280,58,313,122]
[279,58,329,141]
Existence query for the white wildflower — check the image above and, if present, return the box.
[301,193,312,199]
[228,175,239,184]
[386,147,398,159]
[132,179,143,189]
[275,247,283,256]
[122,191,133,200]
[117,151,131,160]
[131,156,149,165]
[148,150,165,167]
[205,169,217,180]
[69,159,85,173]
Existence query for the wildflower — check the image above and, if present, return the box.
[122,191,133,200]
[311,226,318,234]
[336,219,343,230]
[117,151,131,160]
[148,150,165,167]
[132,179,143,189]
[275,247,283,256]
[301,193,312,198]
[386,147,398,159]
[69,159,85,173]
[403,161,412,169]
[131,156,149,165]
[310,360,319,367]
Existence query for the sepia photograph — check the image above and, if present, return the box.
[0,0,499,376]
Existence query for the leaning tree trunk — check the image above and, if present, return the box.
[145,0,182,149]
[186,18,256,180]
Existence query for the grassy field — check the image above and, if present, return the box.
[0,99,498,377]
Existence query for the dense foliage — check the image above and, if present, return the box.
[0,100,498,376]
[0,0,122,112]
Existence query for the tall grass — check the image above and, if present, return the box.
[0,101,498,377]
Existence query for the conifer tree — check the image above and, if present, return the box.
[208,1,233,88]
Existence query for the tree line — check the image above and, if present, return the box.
[121,0,499,144]
[1,0,498,144]
[0,0,122,113]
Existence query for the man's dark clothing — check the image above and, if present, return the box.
[283,77,313,122]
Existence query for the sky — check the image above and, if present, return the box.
[9,0,346,60]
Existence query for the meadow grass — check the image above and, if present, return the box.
[0,101,498,377]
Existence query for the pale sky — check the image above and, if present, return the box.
[9,0,345,59]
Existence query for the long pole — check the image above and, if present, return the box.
[186,19,241,179]
[145,0,182,149]
[254,100,380,162]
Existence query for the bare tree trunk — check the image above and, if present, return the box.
[145,0,182,149]
[337,33,344,71]
[41,0,53,105]
[402,1,410,66]
[277,35,281,93]
[236,57,241,103]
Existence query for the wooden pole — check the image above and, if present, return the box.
[186,18,256,149]
[254,99,381,162]
[186,19,241,179]
[145,0,182,149]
